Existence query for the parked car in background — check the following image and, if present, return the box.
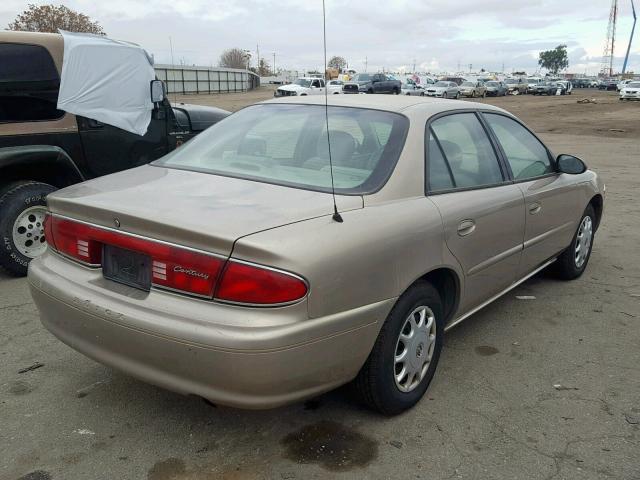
[327,79,345,94]
[619,81,640,100]
[532,81,564,96]
[344,73,401,95]
[459,80,487,98]
[617,79,633,91]
[485,81,508,97]
[557,81,573,95]
[425,81,460,99]
[401,82,425,96]
[440,76,466,86]
[0,31,229,276]
[598,79,618,91]
[572,79,591,88]
[29,95,604,415]
[526,78,543,93]
[504,78,528,95]
[274,77,328,97]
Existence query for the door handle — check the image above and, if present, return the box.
[528,202,542,215]
[457,219,476,236]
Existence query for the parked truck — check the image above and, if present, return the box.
[0,31,229,276]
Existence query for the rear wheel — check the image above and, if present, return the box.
[442,91,448,99]
[553,205,595,280]
[354,281,444,415]
[0,181,57,276]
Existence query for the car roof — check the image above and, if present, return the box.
[262,95,508,116]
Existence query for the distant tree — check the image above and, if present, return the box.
[256,58,272,76]
[8,4,105,34]
[538,45,569,75]
[219,48,250,69]
[327,56,347,71]
[513,71,527,76]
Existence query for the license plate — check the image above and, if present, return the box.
[102,245,151,291]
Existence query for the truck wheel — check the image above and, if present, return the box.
[354,280,444,415]
[0,181,56,277]
[393,87,400,95]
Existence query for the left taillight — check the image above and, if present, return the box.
[44,215,224,297]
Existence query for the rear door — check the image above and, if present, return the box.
[426,112,525,313]
[77,108,169,178]
[482,113,580,276]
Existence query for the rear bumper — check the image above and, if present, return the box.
[28,252,393,408]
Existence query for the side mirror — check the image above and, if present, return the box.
[557,154,587,174]
[150,80,165,103]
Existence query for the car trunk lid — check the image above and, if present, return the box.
[46,164,363,256]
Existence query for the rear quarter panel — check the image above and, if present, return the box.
[231,197,451,319]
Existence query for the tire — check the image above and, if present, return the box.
[354,281,444,415]
[552,204,596,280]
[393,88,400,95]
[442,92,448,99]
[368,89,374,94]
[0,181,56,276]
[482,91,486,98]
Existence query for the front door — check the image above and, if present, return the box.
[426,112,525,313]
[481,113,580,276]
[77,106,169,178]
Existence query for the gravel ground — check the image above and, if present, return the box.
[1,89,639,480]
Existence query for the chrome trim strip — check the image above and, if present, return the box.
[523,221,574,250]
[52,213,228,260]
[467,244,523,276]
[445,257,557,332]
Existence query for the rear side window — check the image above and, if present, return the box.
[0,43,63,123]
[426,132,454,192]
[429,113,504,189]
[483,114,553,180]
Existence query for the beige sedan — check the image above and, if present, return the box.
[29,96,604,415]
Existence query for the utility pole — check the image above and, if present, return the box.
[600,0,619,76]
[256,44,260,74]
[364,56,368,72]
[273,52,276,75]
[469,63,473,72]
[413,59,416,73]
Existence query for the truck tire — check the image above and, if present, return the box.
[0,181,57,277]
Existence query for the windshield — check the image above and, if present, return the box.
[293,79,312,87]
[486,82,499,87]
[627,82,640,88]
[461,82,474,87]
[434,81,448,87]
[354,73,371,81]
[154,104,409,195]
[505,79,518,84]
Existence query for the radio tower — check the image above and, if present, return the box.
[600,0,619,76]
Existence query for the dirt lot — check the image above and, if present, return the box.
[1,89,639,480]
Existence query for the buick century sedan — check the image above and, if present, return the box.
[29,96,604,415]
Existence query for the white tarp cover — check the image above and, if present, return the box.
[57,31,155,136]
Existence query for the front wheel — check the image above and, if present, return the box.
[552,205,595,280]
[455,92,461,99]
[442,92,448,99]
[354,281,444,415]
[0,181,57,276]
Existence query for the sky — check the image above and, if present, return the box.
[1,0,638,75]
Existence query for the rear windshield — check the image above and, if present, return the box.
[154,104,409,195]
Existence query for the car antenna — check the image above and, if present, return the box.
[322,0,343,223]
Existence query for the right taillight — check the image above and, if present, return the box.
[215,260,308,306]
